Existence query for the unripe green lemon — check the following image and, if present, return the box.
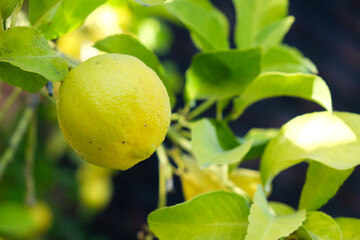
[57,54,171,170]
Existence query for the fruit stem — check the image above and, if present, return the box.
[0,94,38,180]
[216,102,223,121]
[39,88,56,105]
[156,144,171,208]
[25,109,37,206]
[0,87,22,123]
[187,98,216,120]
[221,164,229,187]
[167,127,192,153]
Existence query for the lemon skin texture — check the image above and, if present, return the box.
[57,54,171,170]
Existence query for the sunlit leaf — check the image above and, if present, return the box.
[192,119,252,169]
[269,202,295,216]
[0,27,68,92]
[335,217,360,240]
[254,16,294,51]
[296,211,342,240]
[299,161,353,211]
[38,0,106,39]
[245,185,306,240]
[230,73,332,120]
[148,191,250,240]
[233,0,290,49]
[262,45,317,73]
[185,48,261,101]
[29,0,63,27]
[261,112,360,191]
[165,0,229,51]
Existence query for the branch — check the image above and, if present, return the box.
[0,94,38,180]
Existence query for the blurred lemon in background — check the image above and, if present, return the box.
[77,162,114,211]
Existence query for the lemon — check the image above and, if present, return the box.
[79,176,113,210]
[29,202,53,236]
[57,54,171,170]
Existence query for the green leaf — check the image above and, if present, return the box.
[295,211,342,240]
[245,185,306,240]
[192,119,253,169]
[94,34,175,108]
[0,0,20,20]
[29,0,63,28]
[261,112,360,191]
[185,48,261,101]
[0,62,47,92]
[335,217,360,240]
[230,72,332,120]
[148,191,250,240]
[254,16,294,51]
[242,128,279,161]
[0,27,68,92]
[233,0,290,49]
[262,45,317,74]
[269,202,295,216]
[94,34,162,76]
[0,202,35,238]
[38,0,106,39]
[134,0,165,6]
[165,0,229,51]
[299,161,353,211]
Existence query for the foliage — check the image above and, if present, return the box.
[0,0,359,239]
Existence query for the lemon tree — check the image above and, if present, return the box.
[0,0,359,239]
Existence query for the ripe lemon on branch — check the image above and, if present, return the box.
[57,54,171,170]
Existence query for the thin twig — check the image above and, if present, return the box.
[0,87,22,123]
[0,81,2,101]
[0,95,37,180]
[156,144,170,208]
[187,98,216,120]
[216,102,223,121]
[167,127,192,153]
[25,111,37,206]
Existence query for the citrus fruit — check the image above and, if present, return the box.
[57,54,171,170]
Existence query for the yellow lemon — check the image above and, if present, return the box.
[79,176,113,210]
[29,202,53,236]
[57,54,171,170]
